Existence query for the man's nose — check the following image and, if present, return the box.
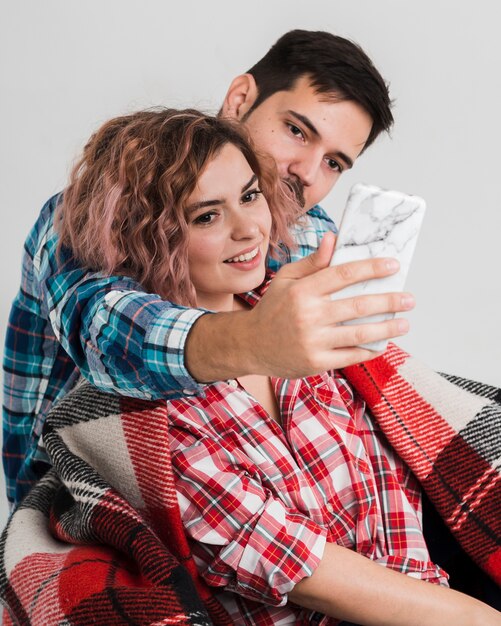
[288,154,321,187]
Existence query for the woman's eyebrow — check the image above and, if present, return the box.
[186,198,222,213]
[187,174,258,213]
[242,174,257,193]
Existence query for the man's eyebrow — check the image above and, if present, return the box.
[288,110,319,137]
[335,152,354,170]
[288,110,354,170]
[186,174,258,213]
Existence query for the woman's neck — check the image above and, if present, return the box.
[195,293,237,312]
[196,293,256,313]
[196,292,281,423]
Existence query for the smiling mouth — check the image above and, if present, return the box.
[224,247,260,263]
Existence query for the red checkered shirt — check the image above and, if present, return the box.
[168,370,448,625]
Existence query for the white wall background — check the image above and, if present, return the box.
[0,0,500,527]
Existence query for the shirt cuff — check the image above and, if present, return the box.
[205,497,327,606]
[374,555,449,587]
[143,307,211,398]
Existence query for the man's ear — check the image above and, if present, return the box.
[221,74,259,120]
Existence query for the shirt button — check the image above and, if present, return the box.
[227,379,238,388]
[326,503,334,514]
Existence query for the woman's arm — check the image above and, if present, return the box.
[290,542,501,626]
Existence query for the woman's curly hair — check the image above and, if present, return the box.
[56,108,298,306]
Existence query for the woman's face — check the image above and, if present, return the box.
[186,143,272,311]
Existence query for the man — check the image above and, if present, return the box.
[3,30,407,507]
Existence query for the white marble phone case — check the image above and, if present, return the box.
[330,183,426,351]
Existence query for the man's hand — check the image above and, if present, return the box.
[186,232,415,382]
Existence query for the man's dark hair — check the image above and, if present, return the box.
[246,30,393,149]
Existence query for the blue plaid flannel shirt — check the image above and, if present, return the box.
[3,193,337,507]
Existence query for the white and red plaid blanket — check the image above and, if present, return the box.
[0,344,499,625]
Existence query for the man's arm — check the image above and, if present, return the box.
[23,195,207,400]
[290,542,501,626]
[46,271,207,398]
[186,232,414,382]
[34,198,412,397]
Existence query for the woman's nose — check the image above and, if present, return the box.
[231,212,260,239]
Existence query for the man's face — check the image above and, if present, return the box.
[236,76,373,211]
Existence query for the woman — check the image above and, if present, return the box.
[2,109,498,625]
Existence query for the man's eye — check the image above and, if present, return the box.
[326,158,342,172]
[241,189,262,204]
[194,211,217,225]
[287,123,305,140]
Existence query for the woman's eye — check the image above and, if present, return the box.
[241,189,262,204]
[194,211,217,225]
[287,123,304,140]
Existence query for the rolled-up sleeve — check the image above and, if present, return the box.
[171,433,327,606]
[45,269,209,399]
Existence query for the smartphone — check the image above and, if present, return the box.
[329,183,426,351]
